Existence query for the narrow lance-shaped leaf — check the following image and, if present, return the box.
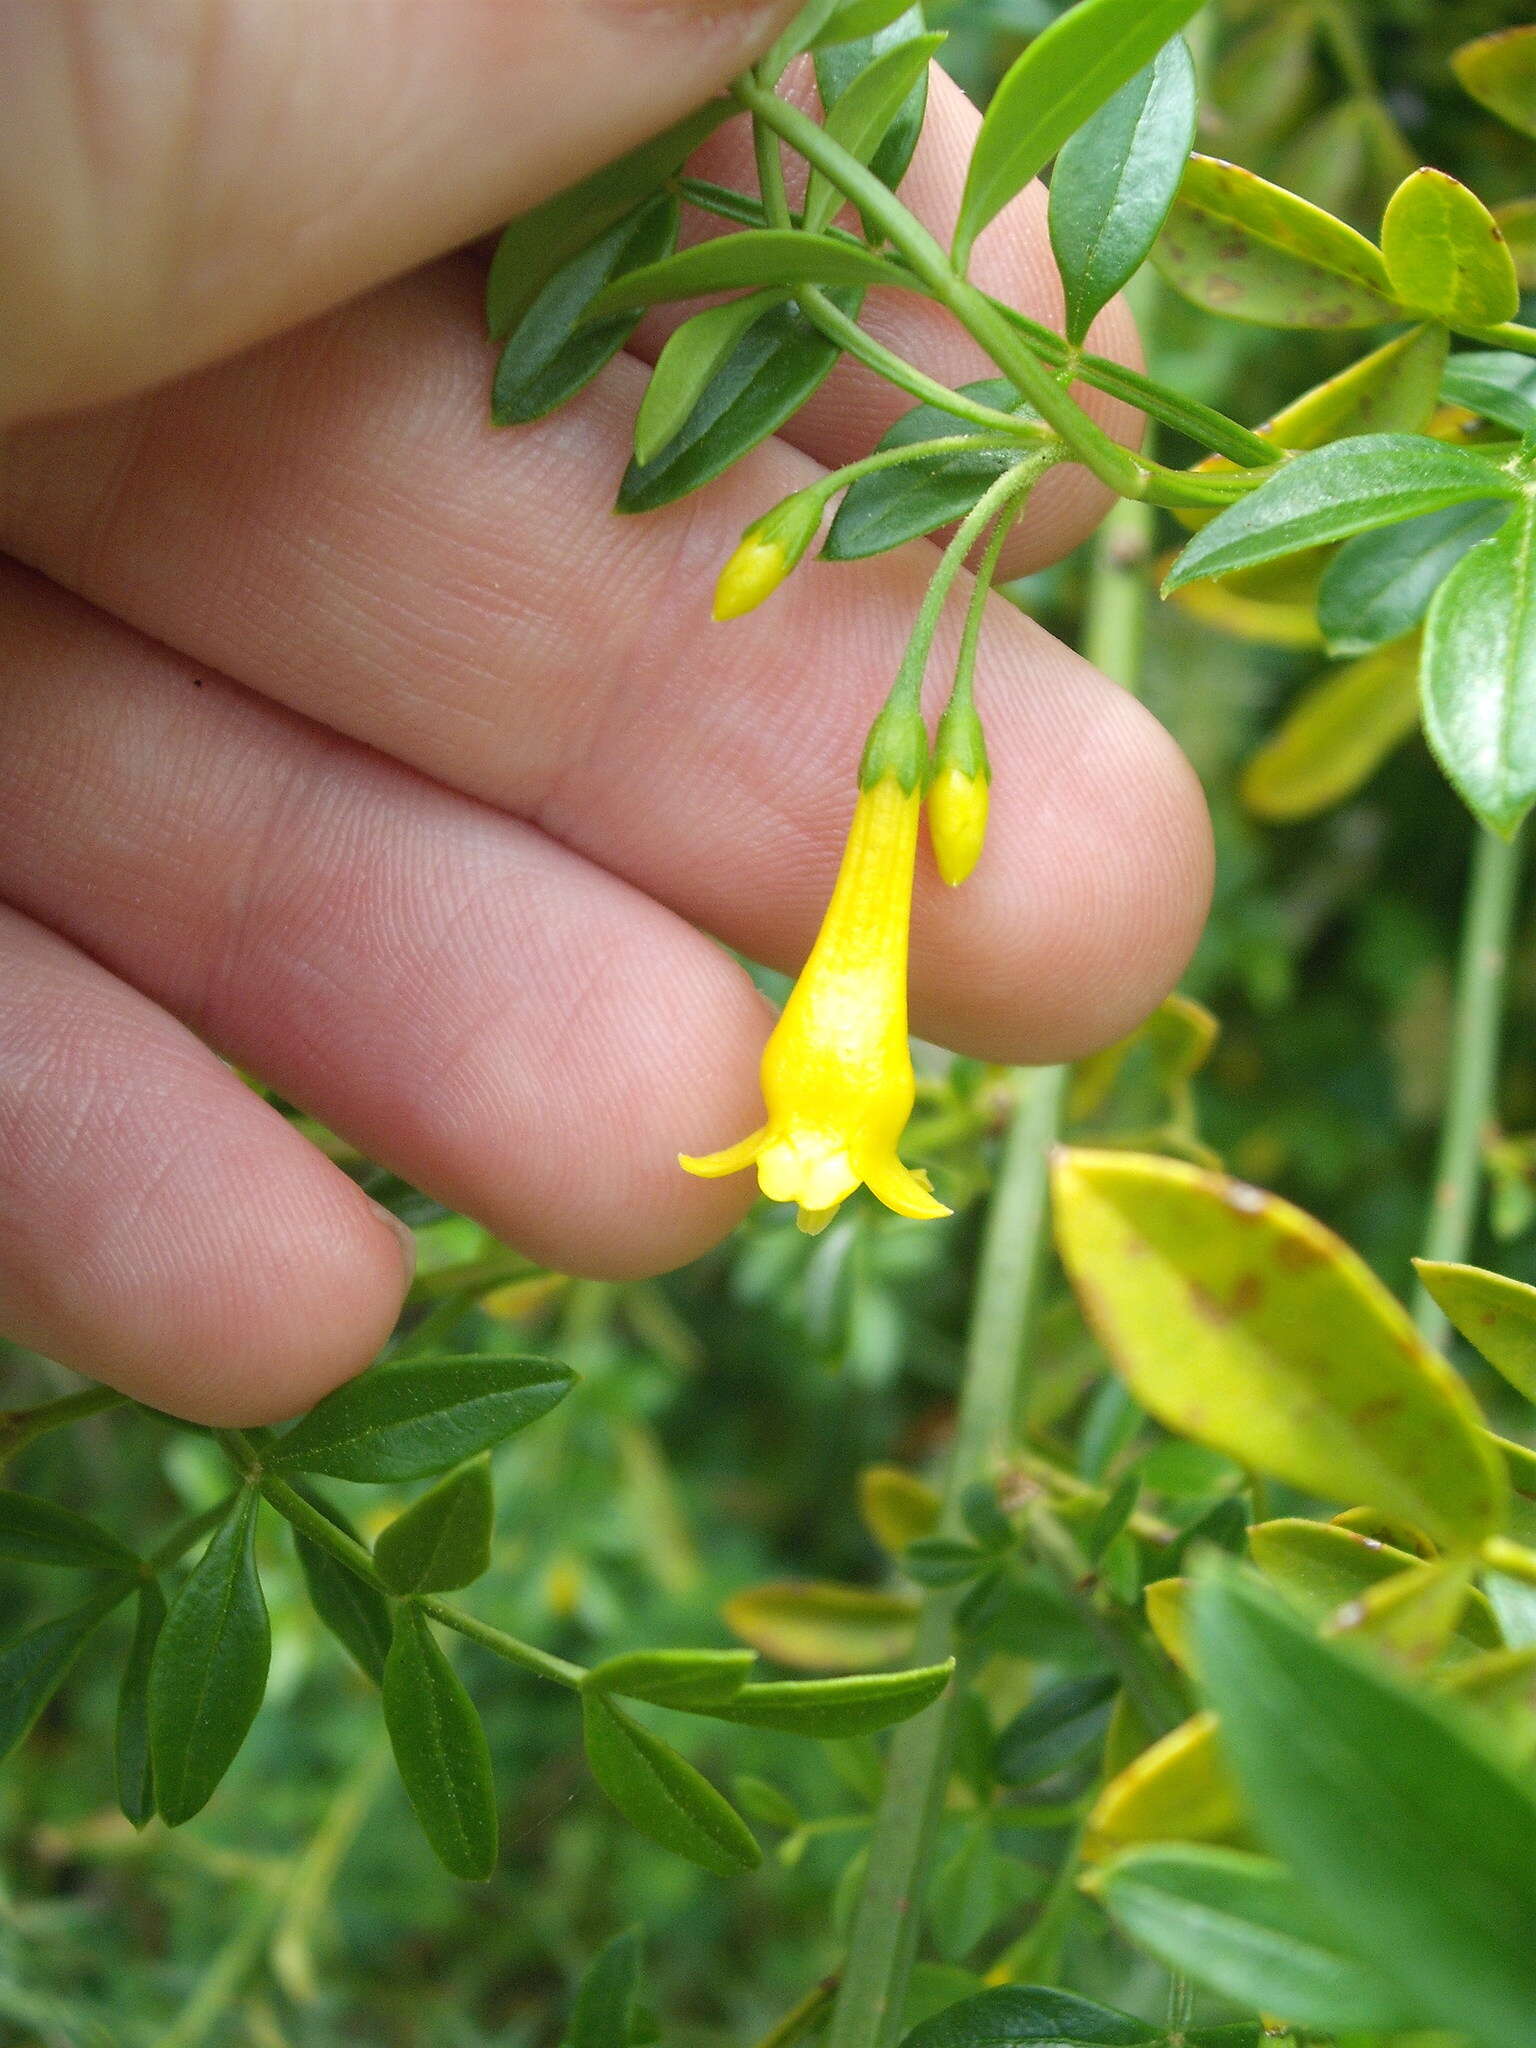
[485,101,732,339]
[1193,1564,1536,2048]
[634,291,784,467]
[374,1456,494,1595]
[1155,155,1400,328]
[1093,1843,1427,2031]
[270,1354,575,1482]
[581,1690,760,1876]
[291,1488,393,1684]
[1416,1258,1536,1403]
[1381,168,1519,328]
[1422,490,1536,835]
[1317,501,1508,656]
[722,1579,917,1670]
[0,1579,131,1764]
[582,1647,756,1710]
[115,1580,165,1829]
[700,1661,952,1737]
[1049,37,1198,347]
[0,1489,138,1571]
[814,7,931,217]
[1165,435,1519,590]
[149,1486,270,1825]
[491,192,677,429]
[897,1984,1255,2048]
[802,34,943,233]
[382,1603,498,1882]
[1050,1149,1507,1547]
[954,0,1209,269]
[618,293,855,516]
[588,230,908,316]
[568,1927,644,2048]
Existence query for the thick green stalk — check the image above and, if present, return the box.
[826,1065,1068,2048]
[1081,501,1154,689]
[1413,823,1527,1344]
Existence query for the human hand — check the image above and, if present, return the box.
[0,0,1211,1423]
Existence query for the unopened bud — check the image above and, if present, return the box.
[712,492,822,621]
[928,701,991,885]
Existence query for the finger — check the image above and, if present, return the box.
[0,561,767,1293]
[0,262,1211,1063]
[649,61,1141,576]
[0,0,796,425]
[0,901,414,1423]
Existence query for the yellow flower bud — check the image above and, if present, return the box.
[927,764,991,886]
[713,534,789,621]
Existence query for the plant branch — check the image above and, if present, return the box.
[418,1595,586,1691]
[797,286,1048,439]
[826,1064,1068,2048]
[1413,823,1527,1344]
[0,1384,127,1466]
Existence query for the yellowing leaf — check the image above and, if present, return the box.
[1493,198,1536,290]
[1085,1711,1241,1857]
[1249,1518,1499,1661]
[1166,571,1323,647]
[1155,155,1400,329]
[1143,1578,1192,1671]
[1328,1557,1484,1669]
[1050,1150,1506,1548]
[1239,637,1422,821]
[858,1465,942,1557]
[1069,992,1218,1121]
[1177,324,1448,527]
[1415,1259,1536,1402]
[722,1581,917,1671]
[1381,169,1520,328]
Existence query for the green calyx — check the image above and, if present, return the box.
[932,697,991,784]
[859,698,930,793]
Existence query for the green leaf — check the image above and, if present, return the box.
[581,1647,756,1710]
[580,1691,760,1875]
[899,1985,1164,2048]
[1193,1564,1536,2048]
[858,1463,942,1556]
[1094,1843,1425,2030]
[0,1580,129,1763]
[115,1581,165,1828]
[0,1489,138,1572]
[1318,501,1508,656]
[1050,1149,1507,1548]
[1049,37,1198,347]
[382,1603,497,1881]
[1165,435,1518,590]
[1239,637,1424,821]
[824,379,1027,560]
[634,291,784,466]
[1443,349,1536,435]
[1422,491,1536,834]
[810,0,924,45]
[491,192,677,428]
[568,1926,644,2048]
[732,1773,800,1830]
[802,34,943,233]
[291,1489,393,1684]
[270,1355,574,1482]
[1454,27,1536,142]
[1416,1259,1536,1402]
[903,1537,991,1588]
[374,1457,494,1595]
[994,1674,1118,1787]
[722,1579,918,1670]
[149,1488,270,1824]
[701,1661,952,1736]
[1382,168,1519,328]
[815,8,931,217]
[485,101,732,339]
[954,0,1209,269]
[618,293,851,514]
[589,232,907,317]
[1155,155,1400,328]
[928,1821,1002,1963]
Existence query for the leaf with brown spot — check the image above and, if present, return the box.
[1051,1151,1506,1548]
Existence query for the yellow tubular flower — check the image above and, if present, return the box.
[680,774,950,1234]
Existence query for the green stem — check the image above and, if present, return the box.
[797,285,1043,440]
[148,1498,238,1573]
[751,1977,840,2048]
[945,500,1020,720]
[1462,321,1536,357]
[1413,823,1527,1343]
[0,1384,127,1465]
[753,101,793,233]
[418,1594,585,1691]
[819,432,1042,506]
[1081,501,1155,689]
[826,1065,1068,2048]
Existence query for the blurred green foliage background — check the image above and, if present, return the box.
[4,2,1535,2041]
